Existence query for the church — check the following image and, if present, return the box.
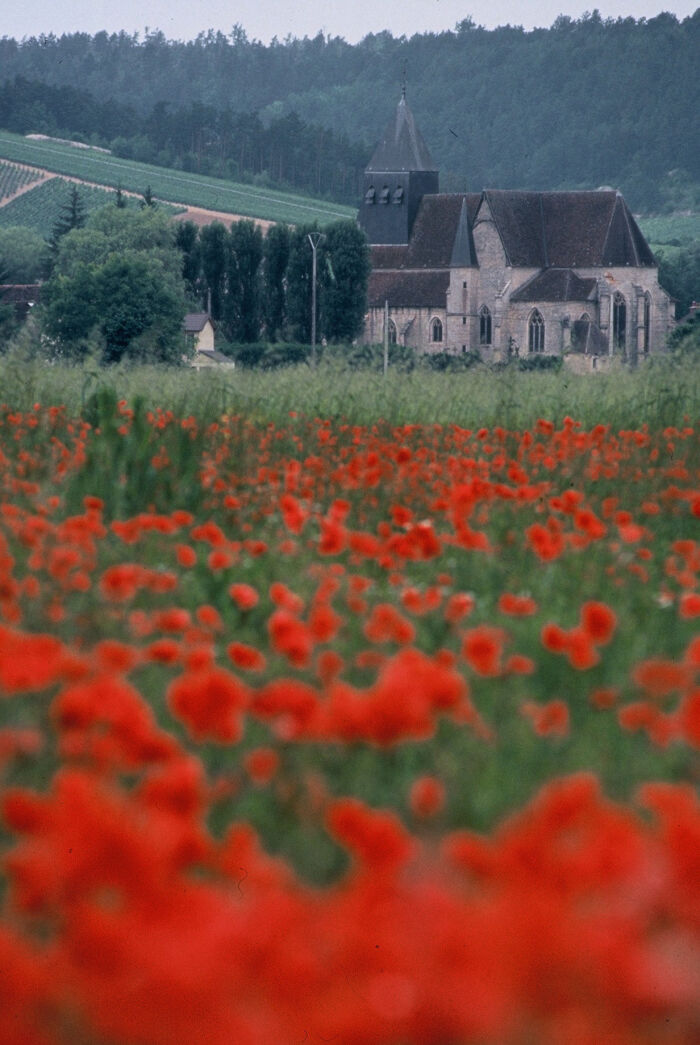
[359,92,673,363]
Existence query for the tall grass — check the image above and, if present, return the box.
[0,352,698,429]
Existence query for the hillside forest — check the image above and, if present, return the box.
[0,11,698,214]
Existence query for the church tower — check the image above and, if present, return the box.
[358,90,439,245]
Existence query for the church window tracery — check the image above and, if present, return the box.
[430,317,443,343]
[479,305,492,345]
[528,309,545,353]
[387,319,397,344]
[613,292,626,351]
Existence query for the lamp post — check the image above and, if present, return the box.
[308,232,324,366]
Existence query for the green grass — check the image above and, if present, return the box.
[1,353,698,431]
[0,130,355,226]
[0,177,181,237]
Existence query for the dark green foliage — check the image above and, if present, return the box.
[50,184,86,253]
[140,185,156,208]
[199,223,228,320]
[224,220,263,343]
[285,225,317,343]
[422,349,481,371]
[262,224,290,341]
[517,354,564,372]
[174,221,202,299]
[98,254,182,363]
[231,342,310,368]
[669,311,700,356]
[42,206,186,363]
[0,227,50,282]
[319,221,370,342]
[114,183,128,209]
[657,244,700,319]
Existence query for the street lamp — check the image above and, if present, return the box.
[308,232,324,366]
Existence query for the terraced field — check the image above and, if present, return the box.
[0,177,180,236]
[0,160,45,203]
[0,131,355,225]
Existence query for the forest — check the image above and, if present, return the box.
[0,11,698,213]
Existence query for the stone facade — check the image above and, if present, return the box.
[359,96,673,361]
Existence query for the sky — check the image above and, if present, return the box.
[2,1,698,44]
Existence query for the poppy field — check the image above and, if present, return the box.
[0,377,699,1045]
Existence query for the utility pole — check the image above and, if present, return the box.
[308,232,324,366]
[383,299,389,376]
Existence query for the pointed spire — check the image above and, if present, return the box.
[366,93,437,173]
[450,197,477,267]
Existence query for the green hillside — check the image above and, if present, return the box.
[0,177,181,237]
[0,132,355,226]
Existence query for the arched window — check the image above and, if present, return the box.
[430,317,443,343]
[387,319,397,345]
[528,309,545,353]
[612,292,626,351]
[364,185,376,204]
[479,305,492,345]
[643,293,651,354]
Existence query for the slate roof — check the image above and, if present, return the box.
[184,312,212,333]
[367,93,437,173]
[510,268,598,303]
[371,194,481,270]
[481,190,656,269]
[368,269,450,308]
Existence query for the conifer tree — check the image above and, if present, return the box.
[50,185,86,254]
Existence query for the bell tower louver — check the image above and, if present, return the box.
[358,90,439,245]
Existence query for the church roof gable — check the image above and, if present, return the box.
[368,269,450,308]
[367,94,437,173]
[483,190,656,269]
[510,268,598,302]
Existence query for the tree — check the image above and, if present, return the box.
[285,224,318,343]
[199,222,228,320]
[174,221,202,301]
[262,223,290,341]
[657,244,700,319]
[98,254,183,363]
[224,220,263,342]
[50,184,86,254]
[0,227,50,283]
[320,220,370,342]
[141,185,156,208]
[41,205,186,363]
[114,183,128,209]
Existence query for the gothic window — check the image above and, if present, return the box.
[387,319,397,345]
[612,292,626,351]
[528,309,545,353]
[392,185,404,204]
[364,185,376,204]
[431,317,443,343]
[379,185,390,204]
[479,305,492,345]
[643,293,651,354]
